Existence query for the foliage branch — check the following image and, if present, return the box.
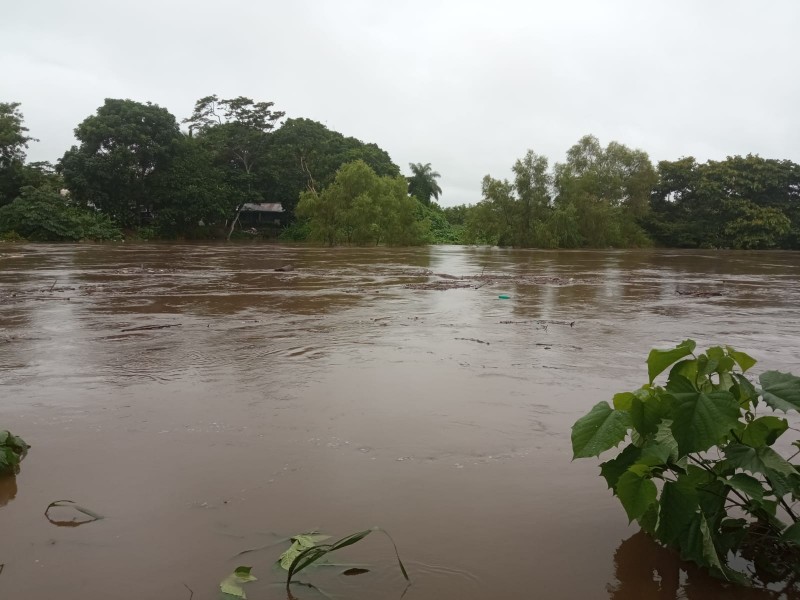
[572,340,800,587]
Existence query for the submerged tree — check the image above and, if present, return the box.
[466,136,657,248]
[407,162,442,205]
[296,160,424,246]
[183,95,285,239]
[266,118,400,218]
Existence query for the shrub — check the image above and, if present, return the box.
[572,340,800,586]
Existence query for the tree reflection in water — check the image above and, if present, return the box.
[609,531,797,599]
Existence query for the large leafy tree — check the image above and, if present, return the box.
[646,155,800,249]
[553,135,657,247]
[266,118,399,218]
[407,162,442,205]
[183,95,285,239]
[296,160,422,246]
[59,99,181,227]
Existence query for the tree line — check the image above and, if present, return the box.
[0,98,798,248]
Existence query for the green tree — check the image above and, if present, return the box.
[183,95,285,239]
[646,155,800,249]
[149,136,232,237]
[266,118,399,218]
[0,102,38,206]
[407,162,442,205]
[59,99,181,227]
[296,160,423,246]
[554,135,656,247]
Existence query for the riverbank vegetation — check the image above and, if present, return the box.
[572,340,800,588]
[1,99,798,248]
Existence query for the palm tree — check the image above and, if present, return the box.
[407,162,442,205]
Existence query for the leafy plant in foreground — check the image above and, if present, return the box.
[572,340,800,586]
[220,527,409,598]
[0,430,29,476]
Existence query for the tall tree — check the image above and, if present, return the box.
[265,118,399,218]
[407,162,442,205]
[296,160,423,246]
[0,102,38,206]
[183,95,285,239]
[646,155,800,249]
[59,99,180,227]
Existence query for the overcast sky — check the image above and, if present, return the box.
[3,0,799,206]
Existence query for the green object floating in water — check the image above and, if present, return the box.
[498,294,510,299]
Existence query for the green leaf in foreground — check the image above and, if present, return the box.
[616,466,657,522]
[726,346,756,373]
[285,528,409,591]
[670,391,741,455]
[220,565,256,599]
[571,402,631,459]
[760,371,800,413]
[647,339,696,384]
[278,533,331,570]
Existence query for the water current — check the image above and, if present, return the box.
[1,244,799,599]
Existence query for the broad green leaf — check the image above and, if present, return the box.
[220,566,256,599]
[612,392,635,412]
[639,502,658,535]
[599,444,641,492]
[670,391,741,455]
[722,443,799,498]
[665,374,696,397]
[726,346,757,373]
[279,533,332,569]
[697,355,719,378]
[732,373,758,407]
[571,402,631,459]
[657,469,708,546]
[630,393,666,437]
[279,541,305,571]
[647,340,696,384]
[740,416,788,447]
[726,473,764,502]
[653,420,679,463]
[669,359,698,384]
[683,514,724,574]
[760,371,800,413]
[639,442,673,467]
[616,467,657,523]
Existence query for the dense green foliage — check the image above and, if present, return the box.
[0,186,122,241]
[4,97,800,247]
[572,340,800,587]
[60,99,181,228]
[465,136,656,247]
[646,155,800,249]
[0,430,30,476]
[296,160,424,246]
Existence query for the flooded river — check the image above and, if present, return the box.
[1,244,799,600]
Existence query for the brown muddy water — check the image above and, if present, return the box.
[1,244,799,600]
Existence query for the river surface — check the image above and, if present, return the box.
[1,244,799,600]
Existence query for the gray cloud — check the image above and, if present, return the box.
[3,0,798,206]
